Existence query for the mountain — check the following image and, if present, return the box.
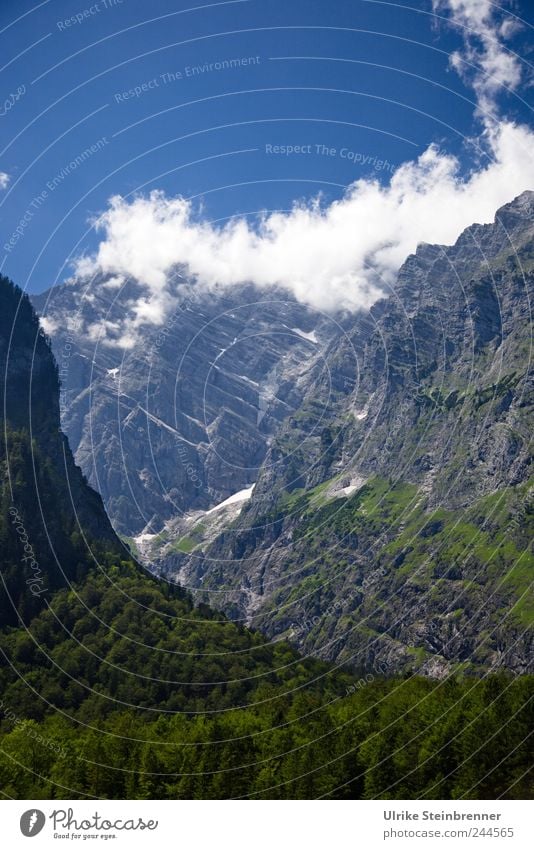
[155,192,534,678]
[1,268,532,800]
[0,273,352,797]
[33,279,338,536]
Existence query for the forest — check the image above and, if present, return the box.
[0,275,532,800]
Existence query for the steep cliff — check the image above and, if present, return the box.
[166,193,534,677]
[33,280,337,535]
[0,276,122,626]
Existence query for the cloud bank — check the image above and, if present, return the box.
[74,0,534,345]
[0,172,10,190]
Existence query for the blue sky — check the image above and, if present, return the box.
[0,0,533,299]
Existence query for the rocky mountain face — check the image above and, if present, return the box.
[159,192,534,677]
[33,280,340,536]
[2,276,532,803]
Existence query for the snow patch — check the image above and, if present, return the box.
[291,327,318,343]
[325,474,367,501]
[213,336,238,364]
[237,374,259,386]
[206,485,255,515]
[107,367,119,379]
[139,406,198,445]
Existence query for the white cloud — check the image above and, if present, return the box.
[0,172,10,190]
[433,0,524,117]
[72,0,533,346]
[76,121,534,343]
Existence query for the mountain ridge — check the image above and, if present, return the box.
[0,224,532,800]
[156,191,534,678]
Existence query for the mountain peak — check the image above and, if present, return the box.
[494,188,534,225]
